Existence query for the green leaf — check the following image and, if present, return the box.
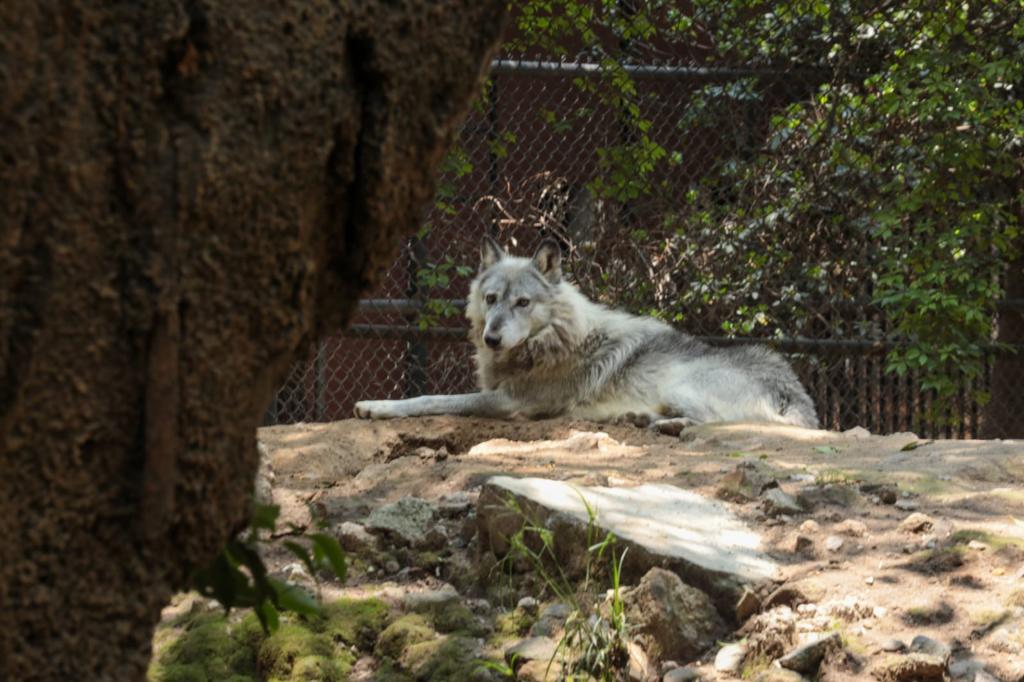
[269,578,320,617]
[251,504,280,532]
[310,533,348,582]
[813,445,839,455]
[283,540,318,578]
[255,600,281,634]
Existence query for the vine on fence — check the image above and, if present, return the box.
[413,0,1022,423]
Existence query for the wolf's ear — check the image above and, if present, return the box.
[531,239,562,283]
[480,235,505,269]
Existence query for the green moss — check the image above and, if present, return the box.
[258,623,333,680]
[400,634,480,681]
[740,652,771,680]
[306,597,390,651]
[283,654,352,682]
[951,529,1024,551]
[375,614,437,659]
[903,601,955,625]
[969,609,1011,629]
[150,612,258,682]
[491,609,535,646]
[432,602,486,635]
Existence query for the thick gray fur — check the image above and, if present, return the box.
[355,238,819,429]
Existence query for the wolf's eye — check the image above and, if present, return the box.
[516,298,530,308]
[485,293,497,305]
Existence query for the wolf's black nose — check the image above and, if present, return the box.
[484,334,501,349]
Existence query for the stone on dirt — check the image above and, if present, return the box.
[762,488,804,517]
[621,568,726,663]
[365,497,440,548]
[662,665,703,681]
[898,512,934,533]
[478,476,781,614]
[505,636,559,666]
[872,652,946,681]
[777,631,841,674]
[909,634,951,662]
[717,462,778,503]
[714,642,748,674]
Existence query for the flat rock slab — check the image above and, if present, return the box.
[478,476,780,616]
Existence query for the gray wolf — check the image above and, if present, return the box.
[355,237,819,430]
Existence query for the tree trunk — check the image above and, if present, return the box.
[0,1,505,678]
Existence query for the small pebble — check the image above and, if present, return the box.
[880,638,906,652]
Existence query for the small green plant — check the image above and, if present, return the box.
[190,503,347,633]
[476,653,518,680]
[496,493,631,681]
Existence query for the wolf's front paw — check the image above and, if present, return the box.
[354,400,398,419]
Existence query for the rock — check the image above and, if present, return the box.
[337,521,378,553]
[898,513,934,533]
[403,586,459,611]
[843,426,872,439]
[822,595,875,621]
[947,658,985,679]
[973,671,1000,682]
[880,638,906,653]
[717,462,778,503]
[873,653,946,681]
[478,476,781,613]
[714,643,748,674]
[366,497,438,548]
[967,540,988,551]
[438,491,475,518]
[799,520,821,534]
[834,519,868,537]
[859,483,898,505]
[796,484,860,510]
[517,597,540,616]
[736,588,762,622]
[777,632,842,674]
[894,498,919,511]
[783,533,814,555]
[530,602,572,637]
[825,535,845,552]
[622,568,726,663]
[909,635,951,662]
[505,636,558,666]
[763,488,804,517]
[627,641,653,681]
[663,666,702,681]
[517,659,562,681]
[754,670,806,682]
[989,623,1024,654]
[764,586,809,610]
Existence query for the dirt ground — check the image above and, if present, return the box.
[253,417,1024,680]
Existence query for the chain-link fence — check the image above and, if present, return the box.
[266,7,1024,439]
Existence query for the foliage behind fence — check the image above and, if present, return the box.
[268,1,1024,438]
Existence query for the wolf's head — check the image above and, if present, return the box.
[466,236,563,353]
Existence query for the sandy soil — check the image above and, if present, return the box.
[256,417,1024,680]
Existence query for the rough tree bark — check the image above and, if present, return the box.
[0,1,505,679]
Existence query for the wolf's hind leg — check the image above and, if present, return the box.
[650,416,701,437]
[354,391,514,419]
[613,411,658,428]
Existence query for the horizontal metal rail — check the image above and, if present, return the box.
[358,297,1024,314]
[488,58,827,82]
[345,322,1022,356]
